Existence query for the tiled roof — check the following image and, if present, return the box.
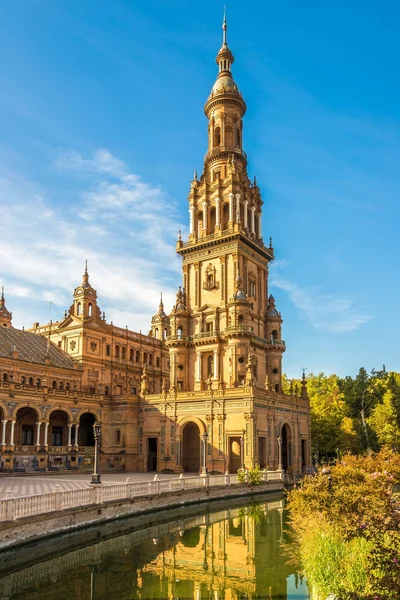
[0,327,76,370]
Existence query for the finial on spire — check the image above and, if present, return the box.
[0,286,4,307]
[222,7,227,47]
[178,229,182,241]
[82,260,89,285]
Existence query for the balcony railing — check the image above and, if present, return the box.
[204,146,247,162]
[224,325,253,334]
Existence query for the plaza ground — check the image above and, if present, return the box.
[0,471,181,499]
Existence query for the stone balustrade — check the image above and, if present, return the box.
[0,471,284,522]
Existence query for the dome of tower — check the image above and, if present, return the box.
[211,74,240,95]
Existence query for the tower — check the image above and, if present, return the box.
[0,287,12,328]
[69,262,101,321]
[169,16,285,393]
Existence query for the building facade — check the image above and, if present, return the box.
[139,19,311,474]
[0,18,311,475]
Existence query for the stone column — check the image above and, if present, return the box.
[215,197,220,227]
[189,205,194,234]
[213,349,219,380]
[44,422,49,448]
[195,352,202,382]
[251,206,256,234]
[202,201,207,232]
[244,200,248,229]
[1,419,7,447]
[10,420,15,447]
[258,212,262,238]
[74,424,79,448]
[235,193,241,223]
[35,422,41,448]
[67,423,72,449]
[228,193,234,223]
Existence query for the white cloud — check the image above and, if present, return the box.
[0,149,183,331]
[271,277,372,333]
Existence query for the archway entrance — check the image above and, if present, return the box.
[281,424,292,471]
[182,422,200,473]
[229,437,242,473]
[49,410,69,446]
[78,413,95,446]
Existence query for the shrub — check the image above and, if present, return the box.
[287,449,400,599]
[237,464,263,485]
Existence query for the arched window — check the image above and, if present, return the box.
[20,375,26,385]
[2,373,8,382]
[225,124,233,147]
[271,330,279,342]
[149,353,153,366]
[77,302,81,316]
[136,350,140,363]
[28,377,34,386]
[129,348,134,361]
[177,326,183,340]
[88,303,92,317]
[52,380,57,389]
[59,381,64,390]
[238,314,244,324]
[222,203,229,230]
[207,355,214,377]
[236,128,241,148]
[115,345,120,359]
[36,378,41,387]
[214,126,221,148]
[156,357,160,368]
[154,327,159,339]
[66,382,70,391]
[143,352,148,364]
[163,328,168,340]
[121,346,126,360]
[209,207,216,232]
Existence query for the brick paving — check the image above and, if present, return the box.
[0,472,175,499]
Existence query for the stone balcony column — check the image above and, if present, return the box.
[228,193,234,223]
[243,200,248,229]
[215,197,220,227]
[9,420,15,447]
[44,422,49,448]
[67,423,73,449]
[235,193,241,223]
[196,352,202,381]
[258,212,262,238]
[35,422,41,449]
[202,201,208,231]
[189,205,195,235]
[74,424,79,449]
[1,419,7,447]
[251,206,256,234]
[213,349,219,380]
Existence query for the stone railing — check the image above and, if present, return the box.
[0,471,284,522]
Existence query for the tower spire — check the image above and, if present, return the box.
[0,286,4,308]
[82,260,89,286]
[222,7,227,47]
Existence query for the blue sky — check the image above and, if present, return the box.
[0,0,399,378]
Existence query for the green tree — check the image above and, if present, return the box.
[368,390,400,449]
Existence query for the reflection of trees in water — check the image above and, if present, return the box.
[1,498,301,600]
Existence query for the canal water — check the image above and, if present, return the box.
[0,496,309,599]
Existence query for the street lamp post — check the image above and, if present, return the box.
[201,431,208,475]
[91,423,102,485]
